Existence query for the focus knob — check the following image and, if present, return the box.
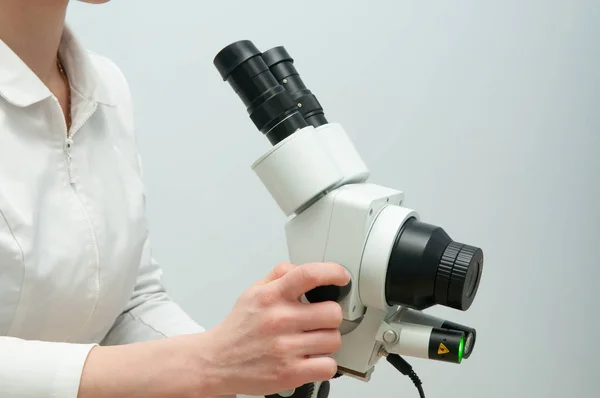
[435,242,484,311]
[305,280,352,304]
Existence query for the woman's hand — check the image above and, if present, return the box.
[78,262,350,398]
[199,262,350,397]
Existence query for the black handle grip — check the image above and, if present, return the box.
[305,280,352,303]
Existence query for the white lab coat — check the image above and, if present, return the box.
[0,26,205,396]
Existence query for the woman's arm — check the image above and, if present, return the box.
[0,262,348,398]
[100,237,204,346]
[0,332,224,398]
[0,337,95,398]
[79,332,223,398]
[94,240,230,398]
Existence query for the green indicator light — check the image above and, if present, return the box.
[457,335,465,363]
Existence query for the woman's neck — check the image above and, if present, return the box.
[0,0,69,84]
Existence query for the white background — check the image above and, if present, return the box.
[68,1,599,397]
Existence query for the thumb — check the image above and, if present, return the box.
[255,262,296,286]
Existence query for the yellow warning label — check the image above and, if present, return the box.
[438,343,450,355]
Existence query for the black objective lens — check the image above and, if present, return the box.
[385,218,484,311]
[213,40,308,145]
[262,46,328,128]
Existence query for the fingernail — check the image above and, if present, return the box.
[345,269,352,280]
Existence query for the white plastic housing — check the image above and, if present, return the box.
[251,123,370,216]
[283,182,428,377]
[285,184,405,321]
[360,205,419,311]
[252,126,343,216]
[378,322,434,359]
[315,123,370,185]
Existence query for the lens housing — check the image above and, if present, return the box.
[262,46,328,128]
[214,40,308,145]
[440,321,477,359]
[385,218,483,311]
[428,328,466,364]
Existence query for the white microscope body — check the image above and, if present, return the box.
[214,41,483,398]
[254,121,419,376]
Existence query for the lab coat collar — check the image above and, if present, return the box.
[0,25,116,108]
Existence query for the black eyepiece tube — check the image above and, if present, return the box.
[262,46,328,128]
[213,40,309,145]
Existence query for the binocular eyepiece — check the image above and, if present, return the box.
[214,40,329,146]
[214,40,309,145]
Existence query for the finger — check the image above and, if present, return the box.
[255,262,296,286]
[277,262,350,300]
[298,330,342,357]
[296,301,344,331]
[295,356,339,384]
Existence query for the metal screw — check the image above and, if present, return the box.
[383,330,398,344]
[283,79,288,84]
[378,346,388,357]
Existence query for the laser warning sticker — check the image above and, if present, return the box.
[438,343,450,355]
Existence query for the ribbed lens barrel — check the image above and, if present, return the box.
[214,40,309,145]
[385,218,484,311]
[262,46,328,128]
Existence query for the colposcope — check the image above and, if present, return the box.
[213,40,484,398]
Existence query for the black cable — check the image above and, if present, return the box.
[386,354,426,398]
[416,384,425,398]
